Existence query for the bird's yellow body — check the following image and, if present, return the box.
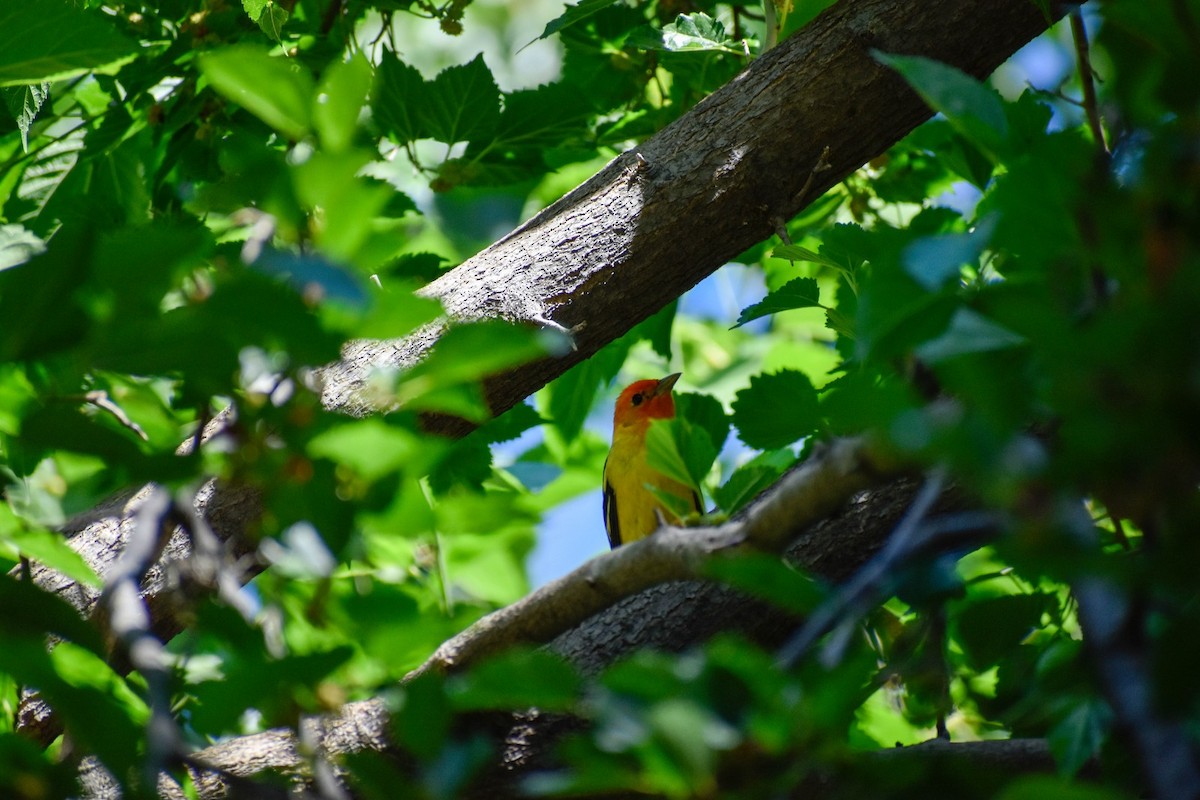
[602,374,701,548]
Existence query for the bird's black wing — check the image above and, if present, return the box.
[602,460,621,549]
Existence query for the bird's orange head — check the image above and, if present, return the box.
[613,373,681,430]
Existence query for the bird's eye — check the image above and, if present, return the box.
[631,393,644,406]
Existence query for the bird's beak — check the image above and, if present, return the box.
[652,373,681,397]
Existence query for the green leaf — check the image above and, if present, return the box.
[914,307,1026,364]
[441,523,534,603]
[628,13,740,53]
[92,220,214,318]
[645,417,716,492]
[17,406,146,467]
[675,392,730,455]
[544,335,630,442]
[733,277,821,328]
[290,150,391,262]
[2,83,49,150]
[0,0,137,86]
[635,301,677,362]
[199,45,313,141]
[534,0,622,42]
[995,776,1125,800]
[954,593,1051,669]
[398,321,567,412]
[46,642,148,777]
[0,223,45,270]
[771,244,842,271]
[373,52,429,144]
[819,369,913,435]
[451,648,581,712]
[874,52,1008,159]
[711,449,794,513]
[373,54,501,149]
[1047,700,1113,778]
[308,419,429,481]
[243,0,289,42]
[313,52,372,153]
[472,82,594,158]
[902,214,996,290]
[0,224,89,361]
[353,280,443,339]
[732,370,820,450]
[704,553,823,614]
[392,673,452,759]
[424,55,501,145]
[0,526,101,589]
[476,402,545,445]
[0,573,103,651]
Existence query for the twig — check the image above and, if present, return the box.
[169,492,258,625]
[778,505,1001,670]
[67,390,150,441]
[774,146,835,244]
[319,0,343,33]
[1063,503,1200,799]
[791,146,834,211]
[776,469,951,669]
[1069,8,1108,155]
[96,489,185,790]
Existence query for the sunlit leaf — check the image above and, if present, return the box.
[2,82,49,150]
[628,13,741,53]
[0,0,137,86]
[313,52,373,153]
[646,417,715,493]
[199,46,313,141]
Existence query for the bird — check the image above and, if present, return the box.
[602,373,702,548]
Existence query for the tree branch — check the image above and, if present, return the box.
[409,438,892,680]
[75,441,964,799]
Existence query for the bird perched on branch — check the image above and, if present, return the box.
[603,373,701,548]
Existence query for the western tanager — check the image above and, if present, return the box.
[602,373,701,548]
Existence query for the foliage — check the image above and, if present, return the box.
[0,0,1198,797]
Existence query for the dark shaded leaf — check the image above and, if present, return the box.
[733,277,821,328]
[704,553,823,614]
[451,648,581,711]
[732,370,820,450]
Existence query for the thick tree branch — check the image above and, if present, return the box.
[323,0,1068,429]
[407,438,886,679]
[409,438,893,680]
[88,443,966,799]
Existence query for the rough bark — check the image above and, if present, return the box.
[324,0,1065,430]
[78,466,973,799]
